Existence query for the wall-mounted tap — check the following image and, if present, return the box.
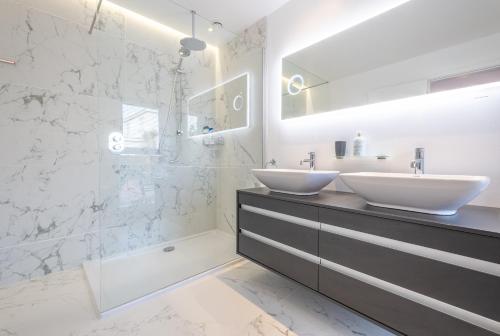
[410,147,425,175]
[300,152,316,170]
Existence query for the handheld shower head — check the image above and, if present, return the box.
[178,46,191,57]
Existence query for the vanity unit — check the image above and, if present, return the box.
[236,188,500,336]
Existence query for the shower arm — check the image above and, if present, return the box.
[191,10,196,38]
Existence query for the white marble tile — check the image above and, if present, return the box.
[95,33,125,100]
[158,166,218,240]
[0,260,395,336]
[0,163,100,248]
[0,2,99,96]
[122,42,162,107]
[0,232,99,285]
[216,167,261,235]
[220,18,267,74]
[0,83,100,166]
[14,0,125,38]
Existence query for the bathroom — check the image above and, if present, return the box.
[0,0,499,335]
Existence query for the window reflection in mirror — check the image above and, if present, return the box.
[122,104,159,153]
[281,0,500,119]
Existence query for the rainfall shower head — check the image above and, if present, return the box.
[180,37,206,51]
[180,10,207,51]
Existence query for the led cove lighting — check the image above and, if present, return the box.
[282,80,500,124]
[104,1,217,51]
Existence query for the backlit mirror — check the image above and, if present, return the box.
[188,73,249,136]
[282,0,500,119]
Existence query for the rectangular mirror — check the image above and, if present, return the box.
[188,73,249,136]
[282,0,500,119]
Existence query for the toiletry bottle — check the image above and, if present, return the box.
[353,131,365,156]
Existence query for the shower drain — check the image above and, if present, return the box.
[163,246,175,252]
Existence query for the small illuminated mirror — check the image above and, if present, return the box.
[233,94,244,111]
[188,73,249,136]
[287,74,304,95]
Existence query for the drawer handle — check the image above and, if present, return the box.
[241,204,320,230]
[241,229,320,264]
[321,224,500,278]
[321,259,500,334]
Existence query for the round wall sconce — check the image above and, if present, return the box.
[233,94,244,111]
[287,74,304,95]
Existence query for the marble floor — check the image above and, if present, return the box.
[84,229,236,311]
[0,260,395,336]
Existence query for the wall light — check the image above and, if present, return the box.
[288,74,304,95]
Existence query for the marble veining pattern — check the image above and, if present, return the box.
[214,19,266,235]
[0,0,266,290]
[0,0,221,287]
[0,261,394,336]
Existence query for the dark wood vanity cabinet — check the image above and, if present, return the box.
[237,188,500,336]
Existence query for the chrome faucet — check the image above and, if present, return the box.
[265,158,277,168]
[300,152,316,170]
[410,148,425,175]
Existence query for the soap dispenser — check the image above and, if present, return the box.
[353,131,366,157]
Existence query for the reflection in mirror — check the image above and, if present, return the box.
[282,0,500,119]
[188,73,249,136]
[122,104,159,153]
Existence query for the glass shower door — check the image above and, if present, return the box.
[87,1,264,313]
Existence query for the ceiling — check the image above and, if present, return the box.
[110,0,289,45]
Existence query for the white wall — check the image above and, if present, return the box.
[265,0,500,207]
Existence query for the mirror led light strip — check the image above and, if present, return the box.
[241,204,320,230]
[240,229,320,264]
[320,224,500,278]
[320,259,500,334]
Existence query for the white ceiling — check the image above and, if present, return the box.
[110,0,289,45]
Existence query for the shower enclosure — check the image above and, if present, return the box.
[82,1,264,313]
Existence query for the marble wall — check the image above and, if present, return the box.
[214,19,266,236]
[0,0,105,286]
[0,0,263,286]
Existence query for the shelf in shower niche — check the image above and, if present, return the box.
[203,135,224,146]
[334,155,391,160]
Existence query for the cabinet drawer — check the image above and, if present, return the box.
[238,233,318,290]
[319,208,500,263]
[319,266,497,336]
[319,230,500,321]
[239,192,318,221]
[238,208,318,255]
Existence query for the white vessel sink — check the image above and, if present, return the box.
[252,169,339,195]
[340,172,490,215]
